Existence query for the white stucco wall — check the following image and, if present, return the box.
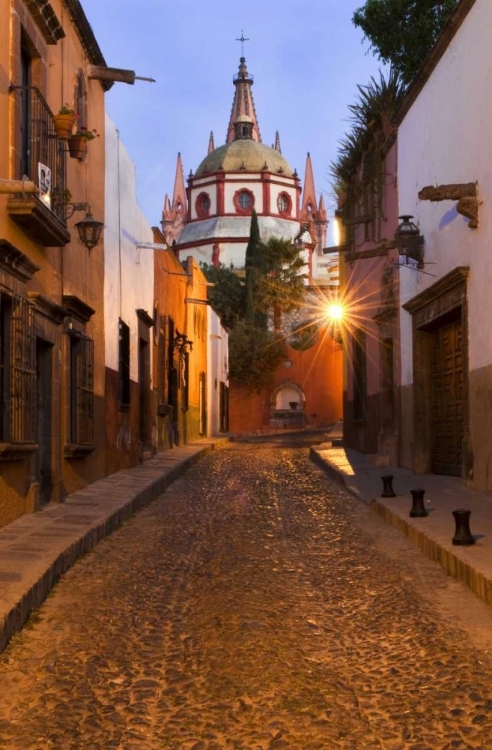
[104,114,154,380]
[224,178,263,213]
[398,0,492,382]
[270,182,297,219]
[207,307,229,437]
[189,185,217,220]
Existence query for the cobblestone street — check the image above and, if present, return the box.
[2,442,492,749]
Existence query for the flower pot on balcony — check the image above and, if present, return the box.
[68,134,87,159]
[52,113,76,139]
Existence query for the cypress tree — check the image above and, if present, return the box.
[244,210,262,325]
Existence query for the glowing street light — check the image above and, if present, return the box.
[326,303,344,322]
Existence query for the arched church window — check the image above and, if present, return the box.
[196,192,211,219]
[234,189,254,215]
[238,192,251,209]
[277,192,292,216]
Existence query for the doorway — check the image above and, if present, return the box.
[430,316,463,476]
[404,267,469,479]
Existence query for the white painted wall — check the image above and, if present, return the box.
[270,183,297,218]
[398,0,492,382]
[224,179,263,213]
[104,114,154,380]
[189,186,217,220]
[207,307,229,437]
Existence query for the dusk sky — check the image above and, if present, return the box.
[81,0,386,233]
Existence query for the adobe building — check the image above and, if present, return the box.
[162,56,342,432]
[0,0,107,527]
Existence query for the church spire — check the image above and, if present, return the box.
[301,152,316,215]
[274,131,281,153]
[208,131,215,154]
[172,152,187,213]
[300,152,328,254]
[226,57,261,144]
[162,153,188,246]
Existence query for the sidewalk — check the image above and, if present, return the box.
[311,429,492,610]
[0,437,229,653]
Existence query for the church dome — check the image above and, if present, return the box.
[195,139,294,178]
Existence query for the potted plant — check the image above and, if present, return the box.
[68,127,99,159]
[52,105,75,139]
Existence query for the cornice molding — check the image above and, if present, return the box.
[24,0,65,44]
[62,294,95,323]
[27,292,66,324]
[0,240,40,282]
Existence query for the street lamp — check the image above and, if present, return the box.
[65,202,104,251]
[394,215,424,268]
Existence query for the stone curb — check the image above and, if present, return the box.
[309,445,492,610]
[0,438,229,653]
[309,446,365,503]
[369,497,492,608]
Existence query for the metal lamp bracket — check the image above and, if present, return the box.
[418,182,480,229]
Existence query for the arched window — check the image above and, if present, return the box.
[195,192,211,219]
[277,192,292,216]
[73,69,87,131]
[234,189,254,214]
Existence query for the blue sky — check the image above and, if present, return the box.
[81,0,384,231]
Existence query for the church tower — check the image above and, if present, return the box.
[161,55,332,285]
[160,52,342,434]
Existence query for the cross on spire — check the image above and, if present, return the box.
[235,31,250,56]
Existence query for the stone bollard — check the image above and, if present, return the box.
[452,509,476,546]
[409,488,428,518]
[381,474,396,498]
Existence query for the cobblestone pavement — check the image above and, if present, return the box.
[2,443,492,749]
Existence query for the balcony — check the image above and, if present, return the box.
[7,86,71,247]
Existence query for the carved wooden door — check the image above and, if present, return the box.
[430,318,463,476]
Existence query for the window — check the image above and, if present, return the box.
[74,69,87,132]
[0,292,36,443]
[69,332,94,445]
[238,192,251,209]
[118,320,130,408]
[277,193,292,216]
[195,192,211,219]
[353,330,367,420]
[234,189,254,214]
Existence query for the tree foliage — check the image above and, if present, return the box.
[254,237,307,331]
[244,210,263,326]
[203,216,307,391]
[353,0,459,84]
[228,320,286,393]
[330,67,406,189]
[200,262,245,330]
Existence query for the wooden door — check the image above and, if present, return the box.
[430,318,463,476]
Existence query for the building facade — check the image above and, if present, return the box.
[397,0,489,486]
[0,0,107,527]
[104,114,155,473]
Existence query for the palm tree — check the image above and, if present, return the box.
[254,237,307,332]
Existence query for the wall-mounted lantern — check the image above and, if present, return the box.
[65,202,104,251]
[394,215,424,269]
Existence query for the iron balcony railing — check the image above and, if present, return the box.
[10,85,67,224]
